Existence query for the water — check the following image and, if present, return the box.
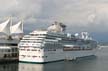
[0,46,108,71]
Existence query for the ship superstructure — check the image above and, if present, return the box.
[19,22,98,63]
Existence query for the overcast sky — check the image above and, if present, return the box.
[0,0,108,41]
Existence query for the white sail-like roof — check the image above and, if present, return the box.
[0,18,23,36]
[0,19,11,36]
[11,21,23,34]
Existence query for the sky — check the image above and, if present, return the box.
[0,0,108,42]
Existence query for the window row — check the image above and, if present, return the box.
[20,55,47,58]
[19,49,41,52]
[0,48,18,52]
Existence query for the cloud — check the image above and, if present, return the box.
[0,0,108,33]
[0,0,43,19]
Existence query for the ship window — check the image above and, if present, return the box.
[21,55,26,57]
[45,56,48,58]
[32,49,37,51]
[5,43,17,46]
[27,55,30,57]
[27,49,30,51]
[14,48,18,51]
[8,49,10,52]
[4,54,6,58]
[32,56,37,57]
[12,48,14,52]
[12,48,18,52]
[20,49,25,50]
[12,53,18,57]
[24,46,29,48]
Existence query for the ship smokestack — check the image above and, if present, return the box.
[59,22,66,32]
[48,21,66,32]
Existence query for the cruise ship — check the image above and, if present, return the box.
[0,18,23,61]
[19,22,98,63]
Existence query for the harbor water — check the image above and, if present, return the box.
[0,46,108,71]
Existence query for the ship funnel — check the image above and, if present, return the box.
[47,21,66,32]
[59,22,66,32]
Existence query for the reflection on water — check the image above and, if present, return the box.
[0,63,18,71]
[19,63,44,71]
[18,56,97,71]
[19,61,64,71]
[1,46,108,71]
[0,56,97,71]
[63,56,97,71]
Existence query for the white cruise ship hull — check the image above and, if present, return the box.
[18,22,98,63]
[19,48,97,63]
